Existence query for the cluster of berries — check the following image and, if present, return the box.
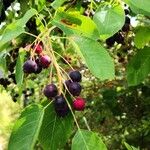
[106,9,131,47]
[23,43,51,74]
[23,44,86,117]
[43,70,85,117]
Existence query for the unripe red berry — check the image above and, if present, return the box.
[23,60,37,73]
[40,55,51,68]
[43,84,58,98]
[69,70,82,82]
[34,44,43,54]
[73,97,85,111]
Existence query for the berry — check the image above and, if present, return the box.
[34,43,43,54]
[23,60,37,73]
[65,80,72,89]
[54,95,69,117]
[122,23,130,32]
[73,97,85,111]
[114,33,125,44]
[43,84,58,98]
[35,59,42,74]
[40,55,51,68]
[106,36,115,47]
[69,70,82,82]
[125,16,130,24]
[124,9,130,15]
[68,82,82,96]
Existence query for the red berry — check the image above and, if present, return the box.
[40,55,51,68]
[34,44,43,54]
[73,97,85,111]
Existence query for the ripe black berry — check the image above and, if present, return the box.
[73,97,85,111]
[125,16,130,24]
[54,95,69,117]
[65,80,72,89]
[114,33,125,44]
[68,82,82,96]
[35,59,42,74]
[122,23,130,32]
[23,60,37,73]
[40,55,51,68]
[69,70,82,82]
[43,84,58,98]
[106,36,115,47]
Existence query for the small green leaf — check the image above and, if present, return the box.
[93,4,125,39]
[72,129,107,150]
[0,52,7,74]
[73,36,115,80]
[134,26,150,49]
[35,0,46,11]
[0,8,37,50]
[15,49,26,86]
[51,0,67,9]
[127,47,150,86]
[52,10,99,40]
[39,103,73,150]
[124,142,140,150]
[8,104,44,150]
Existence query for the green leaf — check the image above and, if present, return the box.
[124,0,150,15]
[124,142,140,150]
[52,10,99,40]
[93,4,125,39]
[134,26,150,49]
[35,0,46,11]
[39,103,73,150]
[8,104,44,150]
[0,52,7,74]
[72,129,107,150]
[127,47,150,86]
[73,36,115,80]
[51,0,67,9]
[0,8,37,51]
[15,49,26,86]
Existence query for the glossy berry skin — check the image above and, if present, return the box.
[106,36,115,47]
[73,97,85,111]
[114,33,125,44]
[40,55,51,68]
[54,95,69,117]
[125,16,130,24]
[34,44,43,54]
[68,82,82,96]
[35,59,42,74]
[23,60,37,73]
[69,70,82,82]
[122,23,130,32]
[43,84,58,98]
[65,80,72,89]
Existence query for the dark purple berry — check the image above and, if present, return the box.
[114,33,125,44]
[106,36,115,47]
[54,95,69,117]
[124,9,130,15]
[125,16,130,24]
[65,80,72,89]
[35,59,42,74]
[40,55,51,68]
[43,84,58,98]
[68,82,82,96]
[23,60,37,73]
[122,23,130,32]
[69,70,82,82]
